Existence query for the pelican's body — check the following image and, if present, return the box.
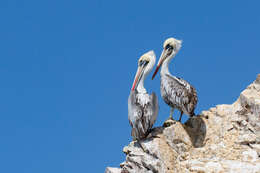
[160,73,197,119]
[128,51,158,140]
[152,38,197,121]
[128,90,158,140]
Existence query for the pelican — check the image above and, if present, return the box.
[128,50,158,141]
[152,38,197,122]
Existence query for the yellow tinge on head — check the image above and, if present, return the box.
[163,37,182,50]
[139,54,150,63]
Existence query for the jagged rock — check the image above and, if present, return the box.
[105,74,260,173]
[105,167,122,173]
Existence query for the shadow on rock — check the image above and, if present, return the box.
[183,116,207,148]
[131,127,164,151]
[148,127,164,138]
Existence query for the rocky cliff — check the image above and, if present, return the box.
[106,74,260,173]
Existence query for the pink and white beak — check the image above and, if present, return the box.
[152,49,168,80]
[131,62,147,91]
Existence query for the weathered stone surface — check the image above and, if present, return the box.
[106,74,260,173]
[105,167,121,173]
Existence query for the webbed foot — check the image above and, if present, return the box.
[163,118,176,127]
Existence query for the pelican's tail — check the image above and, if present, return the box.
[190,111,196,117]
[131,121,147,140]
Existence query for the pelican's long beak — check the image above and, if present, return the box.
[131,62,147,91]
[152,49,168,80]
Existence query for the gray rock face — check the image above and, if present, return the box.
[106,74,260,173]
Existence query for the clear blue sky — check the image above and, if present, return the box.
[0,0,259,172]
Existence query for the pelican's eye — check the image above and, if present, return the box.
[139,60,149,66]
[165,44,174,55]
[165,44,173,50]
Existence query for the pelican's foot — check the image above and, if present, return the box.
[163,118,176,127]
[168,116,174,120]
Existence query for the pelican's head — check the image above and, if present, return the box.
[131,50,156,92]
[152,37,182,79]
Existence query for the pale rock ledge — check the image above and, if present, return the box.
[106,74,260,173]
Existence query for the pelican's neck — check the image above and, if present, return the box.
[136,73,147,94]
[135,52,155,94]
[160,56,172,76]
[160,51,178,76]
